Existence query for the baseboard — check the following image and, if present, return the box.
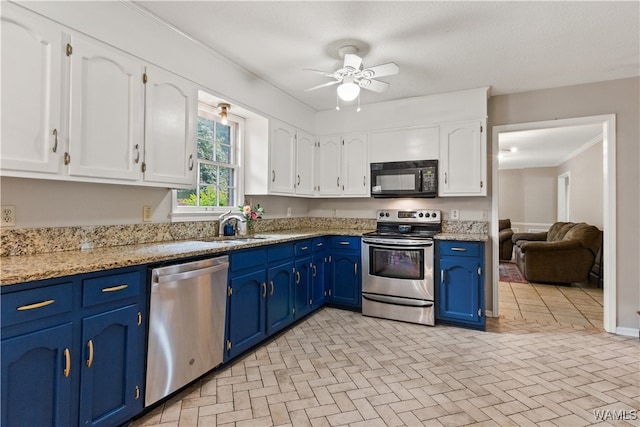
[615,327,640,338]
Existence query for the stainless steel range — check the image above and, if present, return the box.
[361,209,441,326]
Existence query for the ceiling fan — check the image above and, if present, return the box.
[304,45,399,102]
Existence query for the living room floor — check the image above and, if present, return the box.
[498,280,604,330]
[132,308,638,427]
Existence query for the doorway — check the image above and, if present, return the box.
[557,172,570,222]
[491,114,616,333]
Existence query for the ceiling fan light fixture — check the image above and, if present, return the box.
[337,80,360,101]
[217,103,230,125]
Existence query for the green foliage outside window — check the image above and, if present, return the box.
[177,116,235,207]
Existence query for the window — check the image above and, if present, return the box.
[173,100,243,218]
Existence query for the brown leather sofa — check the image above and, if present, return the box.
[499,219,514,261]
[512,222,602,284]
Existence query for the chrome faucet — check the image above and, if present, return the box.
[218,210,246,236]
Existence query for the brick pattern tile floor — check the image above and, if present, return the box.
[132,308,639,427]
[499,279,604,329]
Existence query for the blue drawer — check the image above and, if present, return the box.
[267,244,294,263]
[2,282,73,328]
[82,270,141,308]
[294,240,312,257]
[330,236,361,250]
[231,248,267,272]
[438,241,482,257]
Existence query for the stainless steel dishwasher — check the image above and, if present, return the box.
[145,255,229,407]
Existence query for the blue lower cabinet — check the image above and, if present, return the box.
[266,261,295,335]
[227,269,267,359]
[1,266,146,427]
[79,304,142,427]
[311,252,327,310]
[1,323,74,427]
[294,257,312,318]
[330,251,362,309]
[436,241,485,330]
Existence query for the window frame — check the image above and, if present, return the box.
[171,101,244,221]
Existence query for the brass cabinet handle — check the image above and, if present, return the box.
[188,154,194,171]
[17,299,54,311]
[52,129,58,153]
[102,284,128,293]
[86,340,94,368]
[270,281,274,296]
[262,282,267,298]
[63,348,71,377]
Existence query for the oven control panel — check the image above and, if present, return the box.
[376,209,441,223]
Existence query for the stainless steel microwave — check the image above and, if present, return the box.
[370,160,438,198]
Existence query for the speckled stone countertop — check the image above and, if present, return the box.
[434,233,488,242]
[0,229,368,286]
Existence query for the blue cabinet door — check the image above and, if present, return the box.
[228,270,267,359]
[331,251,361,309]
[1,323,73,427]
[438,257,483,326]
[311,253,326,309]
[266,261,294,335]
[294,257,312,318]
[79,304,141,427]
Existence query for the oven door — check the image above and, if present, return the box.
[361,238,434,301]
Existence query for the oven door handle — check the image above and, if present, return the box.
[362,238,433,248]
[362,293,434,308]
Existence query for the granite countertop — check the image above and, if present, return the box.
[0,229,369,286]
[434,233,489,242]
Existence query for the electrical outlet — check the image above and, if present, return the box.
[1,206,16,227]
[287,207,292,217]
[481,210,488,220]
[142,206,152,222]
[451,209,460,220]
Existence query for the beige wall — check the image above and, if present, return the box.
[557,141,604,229]
[499,168,557,229]
[489,77,640,330]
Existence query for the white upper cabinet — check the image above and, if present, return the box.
[295,130,315,196]
[269,120,296,194]
[316,136,342,197]
[67,33,144,181]
[341,133,368,196]
[0,6,64,175]
[369,126,439,163]
[439,120,486,197]
[316,133,368,197]
[143,66,197,187]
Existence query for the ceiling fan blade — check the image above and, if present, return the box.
[359,78,390,93]
[304,80,340,92]
[360,62,399,78]
[343,53,362,71]
[302,68,335,77]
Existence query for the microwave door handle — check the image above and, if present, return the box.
[417,169,423,191]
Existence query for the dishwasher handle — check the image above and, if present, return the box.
[154,262,228,284]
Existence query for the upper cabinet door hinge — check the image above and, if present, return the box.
[66,43,73,56]
[142,73,148,84]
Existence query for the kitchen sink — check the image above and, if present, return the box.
[196,236,268,243]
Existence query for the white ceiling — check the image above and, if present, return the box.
[134,1,639,112]
[498,124,603,170]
